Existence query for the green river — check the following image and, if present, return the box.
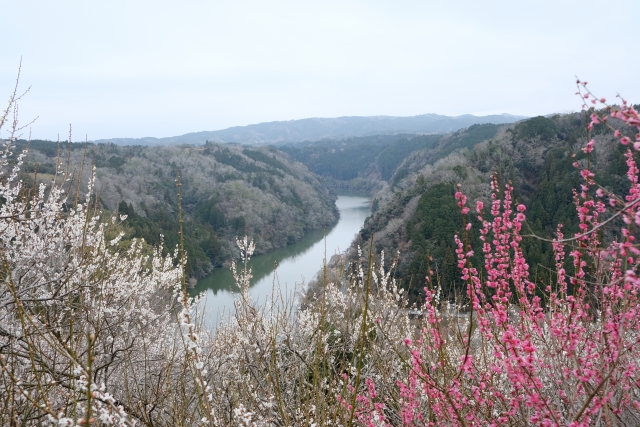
[193,195,371,326]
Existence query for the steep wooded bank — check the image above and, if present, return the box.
[279,123,503,194]
[5,78,640,424]
[16,140,338,278]
[343,112,638,302]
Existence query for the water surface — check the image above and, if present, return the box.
[194,195,370,324]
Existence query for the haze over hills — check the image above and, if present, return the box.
[91,113,527,146]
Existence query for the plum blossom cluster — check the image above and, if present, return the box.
[202,234,417,425]
[343,88,640,426]
[5,72,640,426]
[0,85,213,426]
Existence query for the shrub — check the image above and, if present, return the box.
[4,75,640,426]
[0,83,214,426]
[347,83,640,426]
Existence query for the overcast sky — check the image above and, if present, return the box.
[2,1,638,141]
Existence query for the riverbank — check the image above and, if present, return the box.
[193,195,371,325]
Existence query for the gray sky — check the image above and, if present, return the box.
[2,0,638,140]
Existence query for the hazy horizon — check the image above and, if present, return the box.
[2,1,638,141]
[95,112,527,142]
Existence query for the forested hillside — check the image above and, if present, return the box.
[16,140,338,278]
[279,124,503,193]
[344,112,638,302]
[6,75,640,425]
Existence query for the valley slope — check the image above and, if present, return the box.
[17,140,338,279]
[289,113,637,303]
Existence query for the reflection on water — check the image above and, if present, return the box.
[193,195,370,324]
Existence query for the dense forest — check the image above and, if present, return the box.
[279,124,502,191]
[16,140,338,279]
[6,91,640,425]
[15,111,636,294]
[278,113,639,304]
[339,113,638,302]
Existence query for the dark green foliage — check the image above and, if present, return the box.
[440,246,458,295]
[117,201,219,277]
[279,135,404,180]
[108,155,126,169]
[242,149,291,174]
[22,162,56,175]
[514,116,558,141]
[200,232,221,261]
[603,142,640,195]
[354,112,640,306]
[14,139,85,158]
[212,147,247,168]
[431,123,502,163]
[390,167,409,188]
[405,183,479,300]
[289,189,304,210]
[194,198,227,231]
[377,135,441,180]
[453,165,468,181]
[279,126,499,185]
[30,140,63,158]
[519,147,580,281]
[230,216,246,233]
[371,198,379,213]
[213,147,278,176]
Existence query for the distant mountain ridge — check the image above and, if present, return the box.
[92,113,527,146]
